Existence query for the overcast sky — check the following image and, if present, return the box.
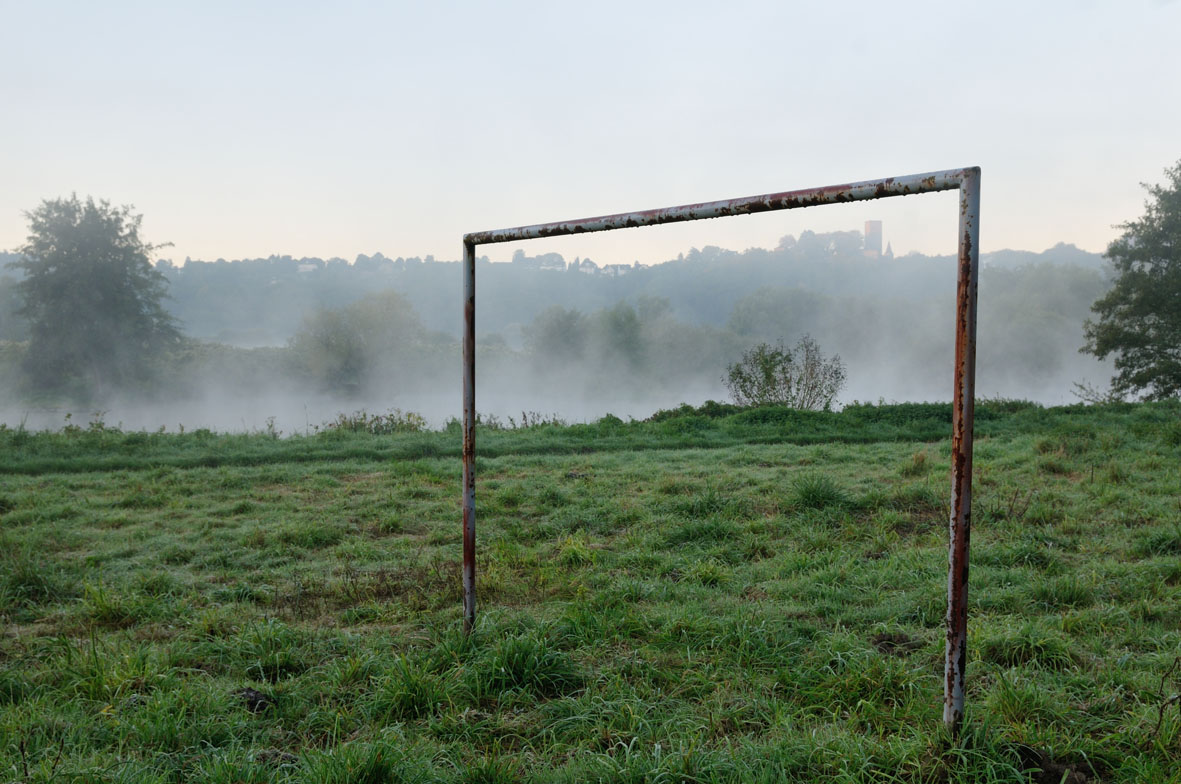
[2,0,1178,265]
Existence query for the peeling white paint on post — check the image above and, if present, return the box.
[464,170,969,246]
[945,167,980,732]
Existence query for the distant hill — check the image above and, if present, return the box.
[982,242,1107,272]
[148,238,1109,344]
[1,237,1114,351]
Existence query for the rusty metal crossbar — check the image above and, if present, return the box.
[460,167,981,732]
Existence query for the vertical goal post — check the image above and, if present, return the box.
[460,167,981,732]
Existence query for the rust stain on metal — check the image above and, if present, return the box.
[463,169,973,246]
[943,169,980,733]
[461,241,477,633]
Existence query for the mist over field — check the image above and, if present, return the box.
[0,235,1113,433]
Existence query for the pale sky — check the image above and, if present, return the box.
[2,0,1178,266]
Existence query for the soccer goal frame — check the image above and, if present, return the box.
[459,167,981,731]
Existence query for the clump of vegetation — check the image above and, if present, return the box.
[369,657,446,721]
[468,632,583,699]
[469,411,567,431]
[900,449,929,477]
[723,335,846,410]
[1,542,74,613]
[977,623,1078,670]
[322,408,428,435]
[788,472,849,510]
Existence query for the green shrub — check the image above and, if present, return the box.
[978,623,1077,670]
[469,633,582,699]
[900,450,929,477]
[673,486,748,521]
[1028,576,1094,609]
[369,657,445,721]
[322,408,427,435]
[240,619,309,682]
[789,473,848,511]
[664,517,740,546]
[301,742,432,784]
[724,336,845,410]
[276,521,344,549]
[2,544,73,608]
[1135,523,1181,556]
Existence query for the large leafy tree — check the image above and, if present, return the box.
[1083,162,1181,400]
[9,195,182,398]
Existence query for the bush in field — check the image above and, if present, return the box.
[287,290,435,394]
[724,335,845,410]
[322,408,427,435]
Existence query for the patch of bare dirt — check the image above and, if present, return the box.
[1016,746,1100,784]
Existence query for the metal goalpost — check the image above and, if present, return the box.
[459,167,981,731]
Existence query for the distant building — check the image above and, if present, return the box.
[864,220,883,258]
[510,250,565,271]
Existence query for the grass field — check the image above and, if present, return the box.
[2,401,1180,783]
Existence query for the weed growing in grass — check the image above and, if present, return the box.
[682,558,731,586]
[82,581,154,628]
[1023,498,1065,527]
[323,408,428,434]
[674,484,734,518]
[1029,575,1095,610]
[276,521,344,549]
[1136,522,1181,556]
[1106,459,1131,484]
[1,542,74,613]
[469,632,583,700]
[985,671,1070,727]
[556,534,595,566]
[788,472,848,510]
[240,619,310,682]
[369,656,446,721]
[977,622,1078,670]
[976,540,1063,573]
[663,517,739,547]
[900,449,929,477]
[887,482,944,515]
[457,755,523,784]
[302,740,433,784]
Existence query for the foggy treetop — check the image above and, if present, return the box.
[3,236,1099,346]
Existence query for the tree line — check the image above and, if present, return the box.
[3,161,1179,410]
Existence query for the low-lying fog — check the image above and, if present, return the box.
[0,355,1110,436]
[0,239,1115,434]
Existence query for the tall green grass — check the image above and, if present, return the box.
[0,400,1178,781]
